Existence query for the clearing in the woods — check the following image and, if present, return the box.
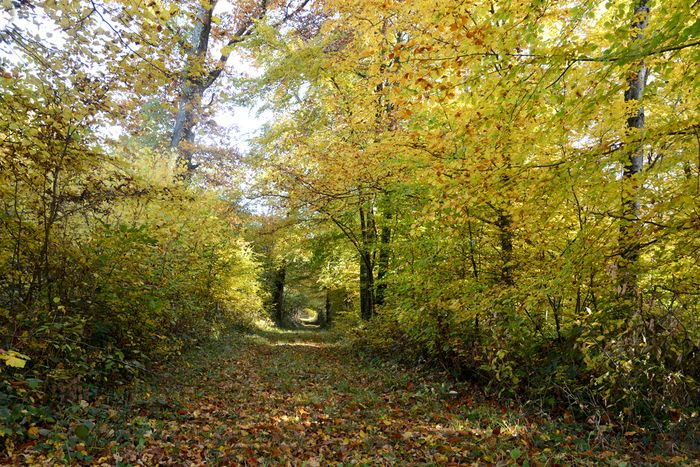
[10,329,694,465]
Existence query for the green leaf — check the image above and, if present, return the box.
[75,424,90,440]
[510,448,522,460]
[26,378,42,389]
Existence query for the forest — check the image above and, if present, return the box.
[1,0,699,464]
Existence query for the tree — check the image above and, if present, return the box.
[249,5,408,320]
[168,0,313,174]
[618,0,650,314]
[250,0,700,413]
[0,2,265,442]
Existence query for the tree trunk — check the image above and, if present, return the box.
[358,200,376,320]
[374,219,391,306]
[496,211,514,286]
[170,0,297,176]
[171,87,204,173]
[322,290,332,328]
[618,0,649,312]
[272,265,286,326]
[359,253,375,320]
[170,1,217,175]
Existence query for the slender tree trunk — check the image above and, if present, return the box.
[496,211,514,286]
[375,217,391,306]
[618,0,649,312]
[465,208,481,339]
[322,290,332,328]
[359,201,375,320]
[466,210,480,280]
[359,254,375,320]
[272,265,286,326]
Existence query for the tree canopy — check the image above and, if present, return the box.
[1,0,699,461]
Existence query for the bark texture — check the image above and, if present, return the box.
[272,265,286,325]
[618,0,649,310]
[170,0,312,175]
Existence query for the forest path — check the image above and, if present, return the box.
[115,328,528,465]
[12,328,678,464]
[102,328,657,465]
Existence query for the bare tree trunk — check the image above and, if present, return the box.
[321,290,332,328]
[618,0,649,312]
[272,265,286,326]
[359,201,375,320]
[170,1,217,174]
[374,216,391,306]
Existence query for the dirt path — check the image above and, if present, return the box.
[14,329,689,465]
[114,329,512,465]
[109,329,655,466]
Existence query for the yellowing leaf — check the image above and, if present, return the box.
[1,350,29,368]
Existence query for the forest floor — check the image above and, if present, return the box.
[9,328,698,465]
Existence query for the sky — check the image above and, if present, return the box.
[1,3,273,152]
[210,0,278,151]
[216,103,273,150]
[214,55,274,152]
